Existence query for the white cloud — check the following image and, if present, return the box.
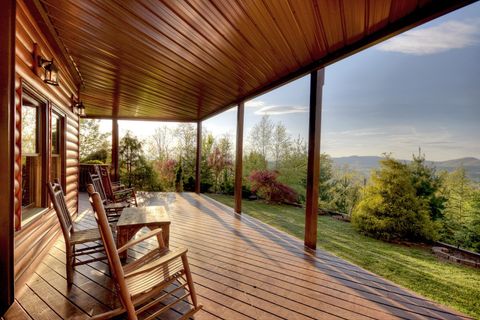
[377,19,480,55]
[245,100,265,108]
[254,105,308,115]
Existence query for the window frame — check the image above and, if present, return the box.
[20,84,49,227]
[50,105,67,191]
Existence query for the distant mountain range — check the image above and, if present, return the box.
[331,156,480,182]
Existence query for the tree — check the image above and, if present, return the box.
[440,167,476,247]
[272,122,290,168]
[79,119,110,162]
[277,135,307,200]
[243,151,267,178]
[147,125,172,161]
[249,170,298,204]
[119,132,143,188]
[408,151,446,220]
[319,153,335,208]
[329,166,362,215]
[465,190,480,252]
[153,158,177,191]
[200,131,215,192]
[248,115,274,160]
[174,123,197,191]
[352,156,436,241]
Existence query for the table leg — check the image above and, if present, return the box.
[117,228,128,261]
[163,224,170,248]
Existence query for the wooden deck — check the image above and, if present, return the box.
[5,192,470,320]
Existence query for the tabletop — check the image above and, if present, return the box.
[116,206,170,227]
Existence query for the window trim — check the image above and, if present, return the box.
[51,105,67,191]
[20,83,49,228]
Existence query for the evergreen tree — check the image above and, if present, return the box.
[119,132,143,188]
[352,156,436,241]
[409,151,446,220]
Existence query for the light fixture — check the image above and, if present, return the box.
[38,57,59,86]
[74,101,85,117]
[76,101,86,117]
[71,95,86,117]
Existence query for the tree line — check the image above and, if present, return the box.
[80,117,480,252]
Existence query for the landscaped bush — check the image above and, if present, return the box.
[352,157,437,241]
[249,170,298,204]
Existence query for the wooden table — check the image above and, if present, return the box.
[116,206,170,260]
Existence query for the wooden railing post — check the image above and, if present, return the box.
[0,0,16,313]
[305,69,325,250]
[234,102,245,214]
[195,121,202,194]
[112,118,119,181]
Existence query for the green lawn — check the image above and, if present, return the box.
[207,193,480,319]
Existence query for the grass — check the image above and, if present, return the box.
[207,193,480,319]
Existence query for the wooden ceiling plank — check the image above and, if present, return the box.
[43,0,251,96]
[140,0,267,86]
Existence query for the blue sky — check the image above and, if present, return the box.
[112,2,480,161]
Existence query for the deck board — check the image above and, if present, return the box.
[8,192,471,320]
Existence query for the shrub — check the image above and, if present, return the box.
[81,148,109,163]
[249,170,298,204]
[352,157,437,242]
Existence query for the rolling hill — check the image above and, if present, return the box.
[331,156,480,182]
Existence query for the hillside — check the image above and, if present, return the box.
[332,156,480,182]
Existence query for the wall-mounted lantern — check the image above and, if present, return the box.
[71,95,86,117]
[76,101,86,117]
[73,101,86,117]
[33,43,59,86]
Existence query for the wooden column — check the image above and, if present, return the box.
[305,69,325,250]
[195,121,202,194]
[0,0,16,314]
[234,102,245,214]
[112,119,119,181]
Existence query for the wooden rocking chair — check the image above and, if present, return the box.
[98,165,138,207]
[47,180,106,285]
[89,192,202,319]
[88,174,129,223]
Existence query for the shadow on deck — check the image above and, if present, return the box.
[5,192,470,320]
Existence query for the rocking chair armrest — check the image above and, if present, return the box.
[113,187,135,196]
[124,247,188,278]
[117,229,164,254]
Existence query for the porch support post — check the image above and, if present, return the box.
[195,121,202,194]
[234,102,245,214]
[0,0,16,314]
[112,118,119,181]
[305,69,325,250]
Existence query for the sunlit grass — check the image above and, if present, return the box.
[207,193,480,319]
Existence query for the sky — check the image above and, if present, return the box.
[103,2,480,161]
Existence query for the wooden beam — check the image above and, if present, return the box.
[305,69,325,250]
[195,121,202,194]
[112,119,119,181]
[0,0,16,314]
[234,102,245,214]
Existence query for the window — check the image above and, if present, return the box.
[51,111,64,186]
[21,92,47,222]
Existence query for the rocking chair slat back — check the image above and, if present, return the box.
[89,172,108,203]
[47,179,74,240]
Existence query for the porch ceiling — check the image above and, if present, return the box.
[36,0,475,121]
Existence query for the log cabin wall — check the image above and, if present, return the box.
[14,0,80,288]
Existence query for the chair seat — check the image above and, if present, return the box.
[124,248,187,297]
[105,202,129,210]
[71,228,102,245]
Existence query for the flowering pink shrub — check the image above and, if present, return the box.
[248,170,298,204]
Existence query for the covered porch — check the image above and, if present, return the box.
[4,192,469,320]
